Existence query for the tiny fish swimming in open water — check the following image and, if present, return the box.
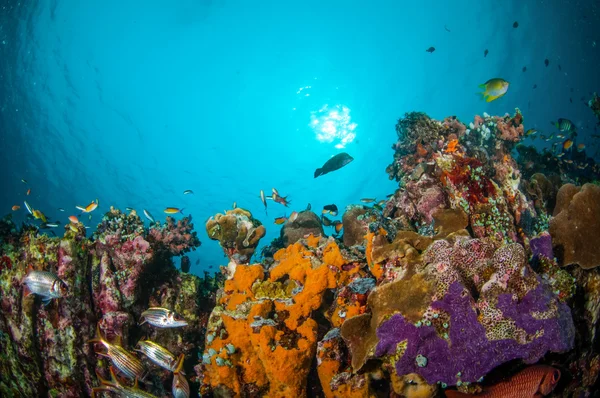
[274,215,287,225]
[577,143,586,152]
[139,307,188,328]
[76,200,98,213]
[22,270,68,304]
[33,209,47,223]
[563,139,574,151]
[478,78,509,102]
[322,204,338,216]
[260,190,268,214]
[544,58,549,67]
[314,153,354,178]
[513,21,519,28]
[12,205,20,211]
[172,354,190,398]
[425,46,435,53]
[360,198,377,203]
[484,49,488,57]
[183,190,194,195]
[552,118,576,134]
[143,209,155,223]
[164,207,184,214]
[321,215,333,227]
[445,365,560,398]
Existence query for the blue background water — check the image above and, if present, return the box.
[1,0,599,275]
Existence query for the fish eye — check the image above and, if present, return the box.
[553,370,560,382]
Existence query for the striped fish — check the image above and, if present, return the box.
[552,118,576,134]
[93,366,158,398]
[139,307,188,328]
[172,354,190,398]
[22,270,68,304]
[89,325,146,381]
[135,340,176,371]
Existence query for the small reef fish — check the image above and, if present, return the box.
[93,366,158,398]
[21,179,27,184]
[22,270,68,304]
[43,223,59,228]
[288,211,299,223]
[139,307,188,328]
[183,190,194,195]
[314,153,354,178]
[272,188,280,197]
[26,188,31,195]
[12,205,20,211]
[522,66,527,72]
[232,202,237,209]
[164,207,184,214]
[563,139,574,150]
[69,215,79,224]
[321,215,333,227]
[273,195,291,207]
[545,58,549,67]
[135,340,176,371]
[89,325,146,380]
[68,224,79,232]
[260,190,268,214]
[172,354,190,398]
[425,46,435,53]
[552,118,576,133]
[322,204,338,216]
[306,203,312,211]
[333,220,343,233]
[143,209,155,223]
[76,200,98,213]
[556,134,565,139]
[32,209,47,223]
[125,207,134,212]
[577,143,586,152]
[445,365,560,398]
[484,49,488,57]
[513,21,519,28]
[478,78,509,102]
[525,129,537,136]
[360,198,376,203]
[274,216,287,225]
[58,208,65,212]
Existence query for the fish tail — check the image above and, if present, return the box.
[314,168,323,178]
[88,324,107,345]
[180,208,185,214]
[173,353,185,375]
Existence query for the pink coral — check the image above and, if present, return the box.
[495,111,524,142]
[148,216,201,256]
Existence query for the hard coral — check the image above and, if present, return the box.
[550,183,600,269]
[147,215,201,256]
[205,208,265,265]
[281,210,324,246]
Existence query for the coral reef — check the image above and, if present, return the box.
[549,183,600,269]
[590,92,600,123]
[280,210,324,246]
[0,207,214,397]
[205,208,266,265]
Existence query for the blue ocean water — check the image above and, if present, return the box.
[1,0,598,275]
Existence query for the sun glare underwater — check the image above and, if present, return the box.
[1,0,600,397]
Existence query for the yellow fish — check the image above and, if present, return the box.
[478,78,509,102]
[164,207,184,214]
[32,209,47,223]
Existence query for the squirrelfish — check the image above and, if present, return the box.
[93,366,158,398]
[164,207,184,214]
[32,209,47,223]
[143,209,155,223]
[478,78,509,102]
[139,307,188,328]
[274,215,287,225]
[135,340,176,371]
[22,270,68,304]
[445,365,560,398]
[172,354,190,398]
[89,325,146,380]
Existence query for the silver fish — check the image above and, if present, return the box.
[89,325,146,381]
[94,367,158,398]
[139,307,188,328]
[135,340,176,371]
[22,270,68,304]
[24,200,34,215]
[143,209,155,223]
[183,190,194,195]
[172,354,190,398]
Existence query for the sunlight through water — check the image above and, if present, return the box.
[310,104,357,148]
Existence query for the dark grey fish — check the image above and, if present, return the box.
[426,46,435,53]
[314,153,354,178]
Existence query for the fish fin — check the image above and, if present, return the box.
[180,208,185,214]
[88,324,105,344]
[173,353,185,374]
[22,284,32,297]
[475,91,486,100]
[485,94,499,102]
[444,390,472,398]
[41,297,52,306]
[138,315,146,326]
[314,168,323,178]
[478,83,487,89]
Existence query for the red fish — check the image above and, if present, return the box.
[445,366,560,398]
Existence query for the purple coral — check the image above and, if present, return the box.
[148,216,201,256]
[529,232,554,261]
[375,280,574,386]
